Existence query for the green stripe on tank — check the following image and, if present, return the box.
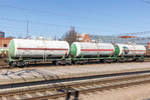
[70,44,77,56]
[8,40,15,57]
[114,45,120,56]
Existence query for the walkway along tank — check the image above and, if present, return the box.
[8,39,70,67]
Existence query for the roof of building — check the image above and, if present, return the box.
[90,35,150,46]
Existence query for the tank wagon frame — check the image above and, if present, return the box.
[8,51,144,67]
[9,56,72,67]
[7,39,146,67]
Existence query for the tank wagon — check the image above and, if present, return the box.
[70,42,146,63]
[8,39,70,67]
[70,42,117,63]
[116,44,146,56]
[70,42,115,57]
[8,39,146,67]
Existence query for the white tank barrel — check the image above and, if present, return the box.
[70,42,115,57]
[116,44,146,56]
[8,39,70,58]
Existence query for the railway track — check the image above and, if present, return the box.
[0,56,150,70]
[0,59,150,70]
[0,70,150,100]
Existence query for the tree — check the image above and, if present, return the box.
[63,27,77,45]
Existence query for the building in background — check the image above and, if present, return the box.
[0,37,12,48]
[0,36,12,57]
[90,35,150,46]
[0,31,13,48]
[0,31,5,38]
[76,34,91,42]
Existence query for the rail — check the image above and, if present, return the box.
[0,70,150,100]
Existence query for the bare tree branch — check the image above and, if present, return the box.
[63,27,77,45]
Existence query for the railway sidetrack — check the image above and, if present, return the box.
[0,70,150,100]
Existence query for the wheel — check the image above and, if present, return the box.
[140,57,144,62]
[107,60,113,63]
[132,58,136,62]
[137,58,144,62]
[100,59,105,63]
[52,61,56,65]
[72,60,76,64]
[66,60,72,65]
[17,61,25,68]
[24,62,29,66]
[52,61,59,65]
[74,61,79,65]
[9,62,16,67]
[113,59,118,62]
[55,61,59,66]
[118,58,125,63]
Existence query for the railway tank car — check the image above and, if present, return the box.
[8,39,70,67]
[116,44,146,56]
[70,42,146,63]
[7,39,147,67]
[70,42,115,57]
[115,43,146,61]
[70,42,119,63]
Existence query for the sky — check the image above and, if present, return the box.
[0,0,150,38]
